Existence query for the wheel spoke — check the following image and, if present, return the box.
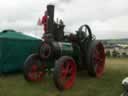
[61,61,71,78]
[61,65,68,80]
[68,67,73,74]
[66,62,71,71]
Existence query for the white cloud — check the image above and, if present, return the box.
[0,0,128,39]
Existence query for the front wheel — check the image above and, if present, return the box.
[24,54,46,82]
[53,56,77,91]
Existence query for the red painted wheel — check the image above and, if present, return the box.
[24,54,46,81]
[87,41,105,78]
[93,42,105,77]
[53,56,77,91]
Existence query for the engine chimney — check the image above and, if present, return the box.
[47,4,55,34]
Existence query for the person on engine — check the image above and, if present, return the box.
[38,11,48,33]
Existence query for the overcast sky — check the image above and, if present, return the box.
[0,0,128,39]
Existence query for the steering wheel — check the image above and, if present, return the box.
[77,24,92,42]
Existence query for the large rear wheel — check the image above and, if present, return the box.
[87,41,105,78]
[53,56,77,91]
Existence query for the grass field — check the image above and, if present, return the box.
[0,58,128,96]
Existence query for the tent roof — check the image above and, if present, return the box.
[0,29,41,40]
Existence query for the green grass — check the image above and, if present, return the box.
[0,58,128,96]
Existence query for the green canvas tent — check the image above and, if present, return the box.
[0,29,42,73]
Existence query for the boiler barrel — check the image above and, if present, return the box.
[52,42,80,58]
[58,42,73,56]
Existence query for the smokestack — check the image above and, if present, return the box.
[47,4,55,34]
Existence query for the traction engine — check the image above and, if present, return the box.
[23,5,106,91]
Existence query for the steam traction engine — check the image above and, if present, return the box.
[23,5,106,91]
